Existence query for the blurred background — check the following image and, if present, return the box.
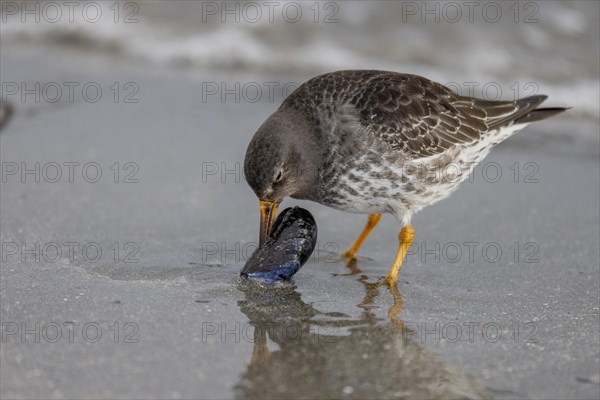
[2,0,598,116]
[1,1,599,399]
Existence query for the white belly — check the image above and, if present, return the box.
[332,124,529,225]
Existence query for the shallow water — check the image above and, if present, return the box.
[234,278,490,399]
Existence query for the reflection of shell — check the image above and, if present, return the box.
[240,207,318,284]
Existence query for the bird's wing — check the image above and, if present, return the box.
[334,73,537,159]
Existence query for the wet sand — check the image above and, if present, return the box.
[1,44,598,399]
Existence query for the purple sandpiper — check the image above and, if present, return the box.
[243,70,567,286]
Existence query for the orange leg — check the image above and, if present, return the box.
[250,327,269,366]
[341,214,382,261]
[384,225,415,286]
[387,283,405,333]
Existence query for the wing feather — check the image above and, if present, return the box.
[282,70,551,160]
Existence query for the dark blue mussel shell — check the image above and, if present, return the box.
[241,207,318,284]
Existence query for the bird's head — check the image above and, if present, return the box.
[244,110,318,245]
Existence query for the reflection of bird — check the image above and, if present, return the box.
[235,279,490,399]
[244,70,567,285]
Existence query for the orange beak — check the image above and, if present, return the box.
[259,200,279,246]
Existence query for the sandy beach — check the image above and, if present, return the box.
[1,1,599,399]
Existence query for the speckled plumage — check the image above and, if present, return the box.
[244,70,566,225]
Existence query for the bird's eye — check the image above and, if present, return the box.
[274,169,283,183]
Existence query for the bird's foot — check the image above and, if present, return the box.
[338,251,362,275]
[339,248,358,261]
[382,276,398,288]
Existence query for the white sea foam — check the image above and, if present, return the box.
[1,0,597,121]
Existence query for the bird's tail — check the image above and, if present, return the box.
[480,95,568,130]
[514,95,569,124]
